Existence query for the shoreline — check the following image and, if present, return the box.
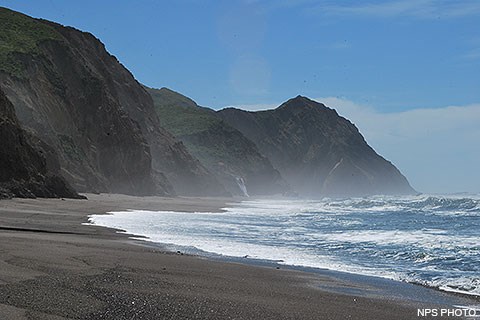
[91,216,480,307]
[0,194,478,319]
[88,197,480,303]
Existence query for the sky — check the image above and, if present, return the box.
[0,0,479,193]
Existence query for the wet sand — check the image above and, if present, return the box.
[0,194,477,319]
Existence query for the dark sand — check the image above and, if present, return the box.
[0,194,478,319]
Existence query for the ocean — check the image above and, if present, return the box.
[88,194,480,297]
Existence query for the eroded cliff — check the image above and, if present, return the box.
[0,7,225,196]
[218,96,416,197]
[0,88,82,199]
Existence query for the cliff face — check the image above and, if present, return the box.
[0,88,81,199]
[218,96,416,197]
[0,7,415,199]
[0,7,225,196]
[147,87,289,196]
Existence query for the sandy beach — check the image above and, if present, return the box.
[0,194,477,319]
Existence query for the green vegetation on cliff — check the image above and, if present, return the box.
[0,7,61,77]
[147,87,251,166]
[148,87,221,137]
[147,87,289,196]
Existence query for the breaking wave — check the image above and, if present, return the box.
[88,194,480,297]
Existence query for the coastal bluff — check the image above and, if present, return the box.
[218,96,415,197]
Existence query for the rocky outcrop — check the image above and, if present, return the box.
[147,87,289,196]
[0,88,82,199]
[218,96,416,197]
[0,7,225,197]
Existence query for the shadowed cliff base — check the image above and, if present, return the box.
[0,87,83,200]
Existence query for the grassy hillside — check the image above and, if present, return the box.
[148,87,250,167]
[147,87,289,196]
[0,7,61,77]
[148,87,222,137]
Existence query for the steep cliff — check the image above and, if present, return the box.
[0,7,225,196]
[0,88,82,199]
[218,96,415,197]
[147,87,289,196]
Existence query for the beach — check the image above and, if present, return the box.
[0,194,477,319]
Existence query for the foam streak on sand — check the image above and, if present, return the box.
[89,194,480,297]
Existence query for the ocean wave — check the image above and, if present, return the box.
[404,274,480,297]
[323,195,480,214]
[88,194,480,298]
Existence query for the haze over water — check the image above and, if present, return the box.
[89,194,480,297]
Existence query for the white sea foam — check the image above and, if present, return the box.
[89,209,398,280]
[316,230,480,250]
[87,195,480,297]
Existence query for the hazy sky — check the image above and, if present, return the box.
[1,0,479,193]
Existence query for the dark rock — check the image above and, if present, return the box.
[0,87,83,199]
[218,96,416,198]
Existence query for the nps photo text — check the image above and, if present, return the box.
[418,308,479,317]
